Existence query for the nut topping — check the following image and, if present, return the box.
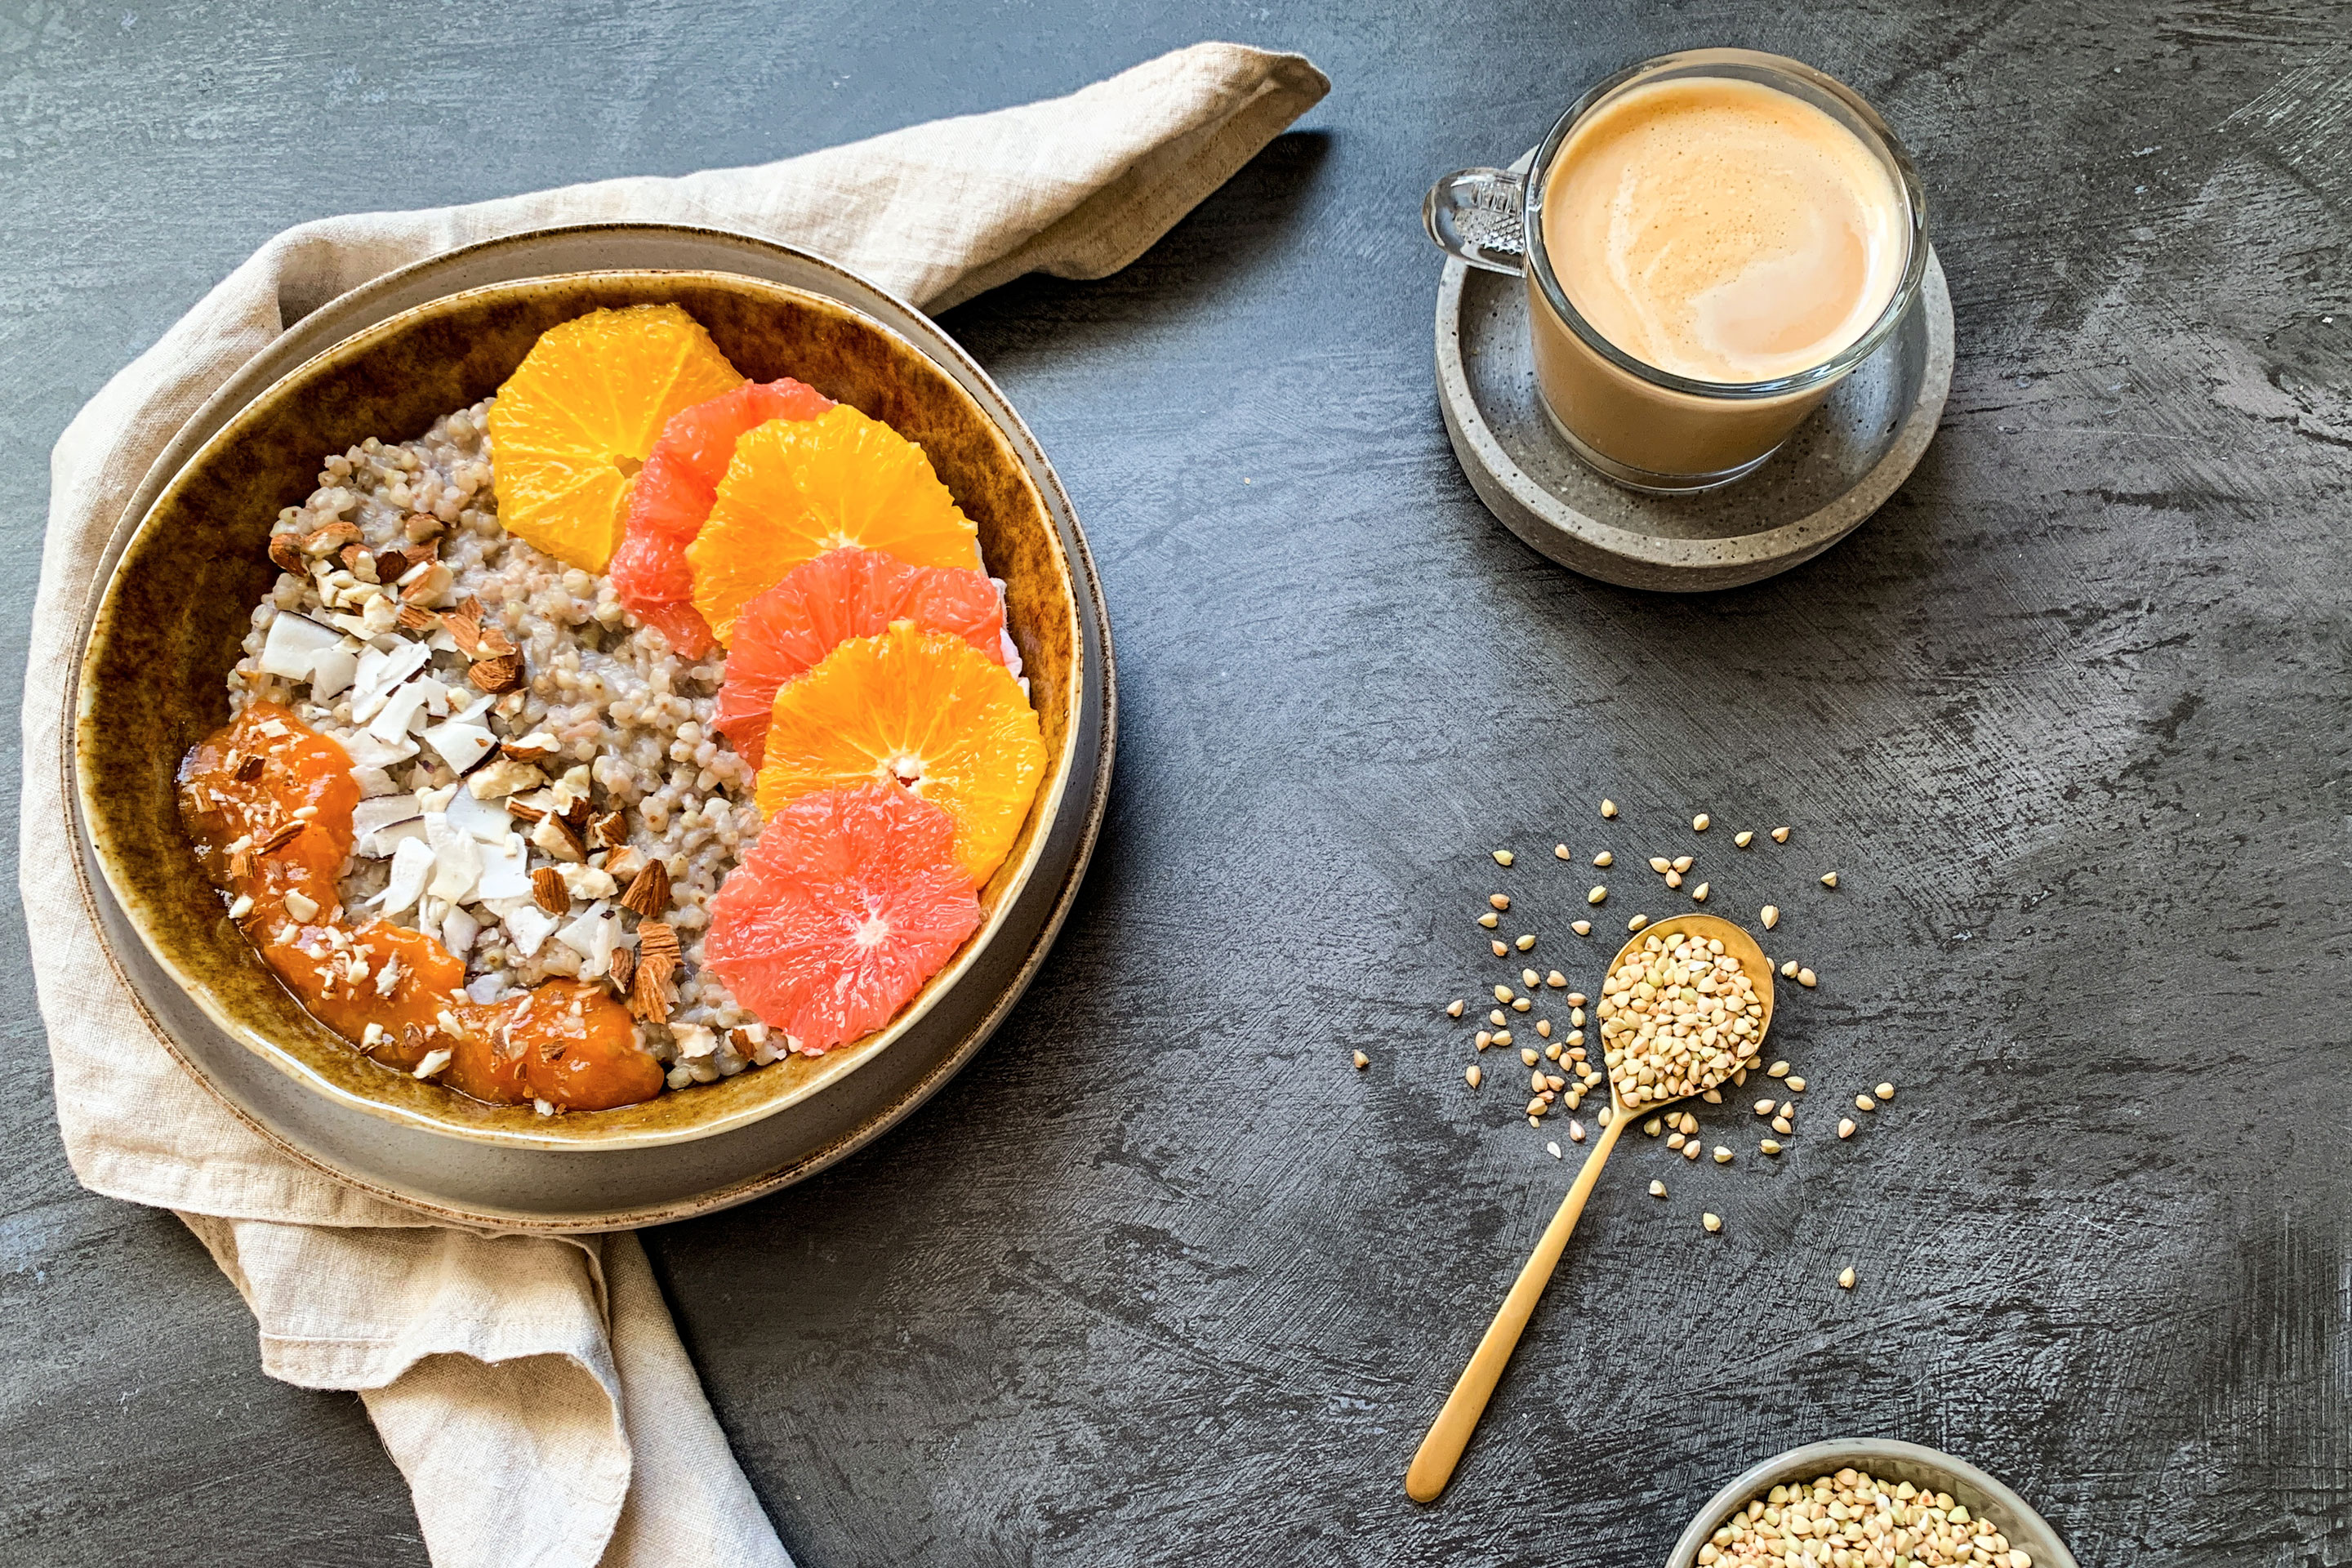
[298,520,361,556]
[467,653,524,694]
[637,920,680,962]
[620,861,671,918]
[530,866,570,915]
[629,952,676,1022]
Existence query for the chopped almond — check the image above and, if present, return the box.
[619,861,670,918]
[468,653,524,693]
[602,844,645,883]
[530,812,586,863]
[629,953,676,1022]
[299,520,361,556]
[531,866,570,915]
[234,754,266,782]
[503,797,548,823]
[267,532,305,573]
[586,810,626,850]
[253,819,305,853]
[468,758,546,800]
[606,945,637,997]
[401,563,452,604]
[500,733,563,765]
[395,604,440,634]
[442,611,483,657]
[339,543,378,581]
[637,920,680,962]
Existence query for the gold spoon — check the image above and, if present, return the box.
[1405,912,1777,1503]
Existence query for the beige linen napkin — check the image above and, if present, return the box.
[23,42,1326,1568]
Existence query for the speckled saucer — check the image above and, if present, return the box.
[63,230,1114,1230]
[1437,239,1954,592]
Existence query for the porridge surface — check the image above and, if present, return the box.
[232,399,779,1089]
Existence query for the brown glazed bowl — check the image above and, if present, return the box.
[74,270,1081,1150]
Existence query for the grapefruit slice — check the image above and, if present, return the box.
[714,547,1005,771]
[703,781,982,1052]
[608,376,833,657]
[755,621,1045,887]
[488,305,743,573]
[687,405,979,645]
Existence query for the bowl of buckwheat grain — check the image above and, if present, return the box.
[1669,1438,2078,1568]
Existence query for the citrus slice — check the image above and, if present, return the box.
[608,376,833,657]
[755,622,1044,886]
[687,404,979,645]
[714,547,1006,771]
[488,305,744,573]
[703,781,982,1052]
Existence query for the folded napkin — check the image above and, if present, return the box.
[22,42,1325,1567]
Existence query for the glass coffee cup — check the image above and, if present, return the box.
[1426,49,1928,494]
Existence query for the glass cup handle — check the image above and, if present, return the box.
[1423,167,1528,274]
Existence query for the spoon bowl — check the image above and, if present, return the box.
[1601,912,1775,1118]
[1405,913,1777,1504]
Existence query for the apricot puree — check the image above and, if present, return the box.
[177,703,662,1111]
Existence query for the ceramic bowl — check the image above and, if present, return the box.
[1668,1438,2079,1568]
[74,269,1081,1151]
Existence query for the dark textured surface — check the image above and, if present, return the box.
[4,3,2348,1566]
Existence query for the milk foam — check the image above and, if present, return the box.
[1541,76,1905,385]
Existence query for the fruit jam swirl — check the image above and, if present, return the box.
[176,702,662,1111]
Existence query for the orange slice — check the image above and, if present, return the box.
[488,305,743,572]
[755,621,1044,886]
[687,404,979,645]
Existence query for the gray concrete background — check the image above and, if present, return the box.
[5,2,2349,1565]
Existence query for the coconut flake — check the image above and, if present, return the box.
[423,813,482,903]
[350,639,430,721]
[341,731,420,772]
[554,900,618,977]
[366,819,430,858]
[257,612,341,680]
[373,837,434,916]
[423,719,497,773]
[309,643,361,700]
[474,834,532,902]
[503,903,559,959]
[442,905,481,960]
[443,787,512,844]
[352,795,425,840]
[367,677,436,742]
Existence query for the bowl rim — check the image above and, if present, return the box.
[1666,1437,2079,1568]
[70,265,1083,1154]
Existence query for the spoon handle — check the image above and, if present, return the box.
[1405,1108,1630,1503]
